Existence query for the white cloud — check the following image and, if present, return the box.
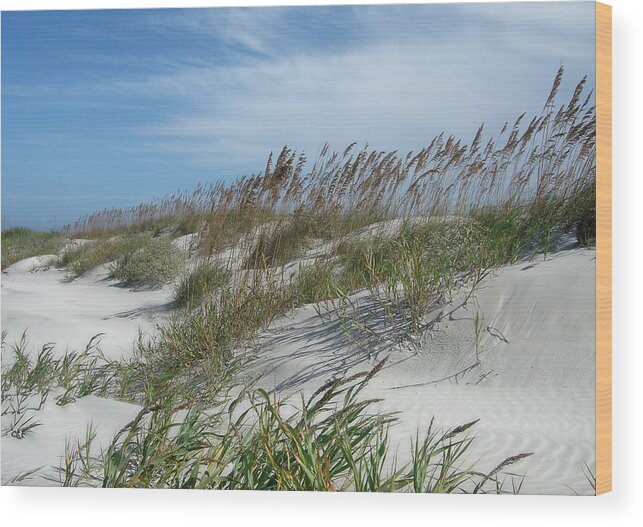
[7,3,597,174]
[126,16,594,171]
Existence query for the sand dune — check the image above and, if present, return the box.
[1,391,141,486]
[1,243,596,494]
[250,247,596,494]
[1,256,173,361]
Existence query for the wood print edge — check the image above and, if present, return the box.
[595,0,612,496]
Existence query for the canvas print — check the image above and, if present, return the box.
[1,2,604,494]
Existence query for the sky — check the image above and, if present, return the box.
[1,1,596,230]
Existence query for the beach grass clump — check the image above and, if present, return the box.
[243,221,308,269]
[1,227,66,270]
[173,264,231,309]
[564,181,596,247]
[242,211,390,270]
[171,213,204,238]
[62,359,531,491]
[110,237,184,288]
[67,208,206,242]
[472,179,596,265]
[473,206,529,265]
[392,221,492,331]
[333,236,398,292]
[117,278,294,404]
[1,333,111,401]
[199,208,276,257]
[60,235,151,278]
[285,210,388,243]
[163,283,291,367]
[241,212,337,269]
[330,220,490,335]
[1,333,114,438]
[289,262,339,305]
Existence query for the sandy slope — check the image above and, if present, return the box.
[1,244,596,494]
[250,247,596,495]
[1,256,173,360]
[1,392,141,486]
[1,256,168,485]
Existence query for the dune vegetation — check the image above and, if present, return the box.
[2,334,531,492]
[1,227,66,270]
[1,68,596,491]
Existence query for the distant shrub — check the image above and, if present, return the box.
[1,228,66,269]
[111,237,184,288]
[173,264,231,308]
[60,235,150,278]
[172,214,203,237]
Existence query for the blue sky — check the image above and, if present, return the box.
[1,2,596,230]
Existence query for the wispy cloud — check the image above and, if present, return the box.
[113,3,595,167]
[1,2,596,229]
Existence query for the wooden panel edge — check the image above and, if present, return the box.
[595,0,612,496]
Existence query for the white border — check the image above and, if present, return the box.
[1,1,641,525]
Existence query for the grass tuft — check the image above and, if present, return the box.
[60,235,150,278]
[173,264,231,308]
[1,228,66,270]
[61,360,530,492]
[110,237,184,288]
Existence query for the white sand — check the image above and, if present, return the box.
[171,232,200,254]
[250,247,596,495]
[1,391,141,486]
[1,257,174,361]
[1,257,165,484]
[1,241,596,494]
[0,243,204,484]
